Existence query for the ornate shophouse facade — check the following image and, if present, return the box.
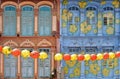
[60,0,120,79]
[0,0,60,79]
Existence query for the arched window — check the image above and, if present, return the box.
[21,5,34,36]
[3,5,16,36]
[38,6,52,36]
[86,7,97,35]
[103,7,114,35]
[68,6,80,36]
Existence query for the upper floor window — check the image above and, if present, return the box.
[103,6,114,35]
[86,7,97,35]
[68,6,80,36]
[21,5,34,36]
[38,6,52,36]
[3,5,16,36]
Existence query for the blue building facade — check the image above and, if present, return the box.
[60,0,120,79]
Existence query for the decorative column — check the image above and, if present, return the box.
[34,47,38,79]
[17,55,21,79]
[0,8,3,35]
[80,48,85,79]
[80,9,85,36]
[115,8,120,36]
[52,6,57,32]
[1,54,4,79]
[97,46,102,79]
[17,8,21,35]
[34,7,38,36]
[97,9,102,36]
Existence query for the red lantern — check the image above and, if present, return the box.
[91,54,97,61]
[77,54,84,61]
[63,54,71,61]
[103,53,109,60]
[0,46,2,52]
[30,51,39,59]
[11,48,21,57]
[115,52,120,58]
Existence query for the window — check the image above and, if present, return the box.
[4,55,17,78]
[3,5,16,36]
[86,7,97,35]
[38,48,51,78]
[21,6,34,36]
[85,47,97,54]
[38,6,52,36]
[21,48,34,78]
[103,7,114,35]
[68,47,81,53]
[68,6,80,36]
[102,46,113,52]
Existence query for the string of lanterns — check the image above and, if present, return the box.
[0,46,120,61]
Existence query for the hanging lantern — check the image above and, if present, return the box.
[39,51,48,60]
[21,49,30,58]
[77,54,84,61]
[91,54,97,61]
[0,46,2,52]
[63,54,71,61]
[109,52,115,59]
[97,53,103,60]
[84,54,90,61]
[2,46,11,55]
[30,51,39,59]
[115,51,120,58]
[71,54,77,61]
[103,52,109,60]
[54,53,63,61]
[11,48,21,57]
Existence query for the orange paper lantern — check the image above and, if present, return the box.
[115,51,120,58]
[63,54,71,61]
[91,54,97,61]
[103,53,109,60]
[0,46,2,52]
[11,48,21,57]
[77,54,84,61]
[30,51,39,59]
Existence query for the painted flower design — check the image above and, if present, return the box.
[89,63,100,75]
[66,60,76,67]
[101,1,106,5]
[63,66,68,74]
[97,20,102,29]
[106,26,114,35]
[74,67,80,76]
[102,68,110,76]
[112,1,119,8]
[87,11,95,19]
[69,24,78,33]
[78,1,87,9]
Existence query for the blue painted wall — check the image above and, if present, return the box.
[60,0,120,79]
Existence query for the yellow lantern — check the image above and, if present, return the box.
[2,46,11,55]
[39,51,48,60]
[109,52,115,59]
[54,53,63,61]
[84,54,90,61]
[21,49,30,58]
[97,53,103,60]
[71,54,77,61]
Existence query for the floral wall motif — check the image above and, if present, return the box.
[60,0,120,79]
